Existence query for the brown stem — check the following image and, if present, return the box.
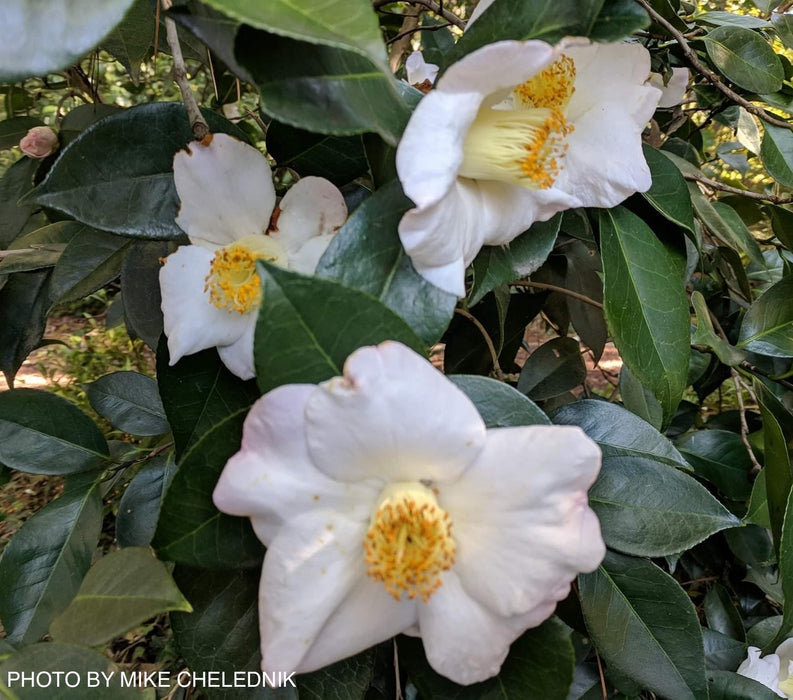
[510,280,604,310]
[731,369,763,472]
[454,308,503,377]
[685,171,793,204]
[388,8,421,70]
[373,0,465,29]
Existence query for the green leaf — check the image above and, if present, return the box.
[642,146,696,235]
[266,120,368,186]
[316,181,456,345]
[101,0,155,83]
[768,204,793,250]
[0,474,102,644]
[761,123,793,189]
[600,206,690,425]
[0,157,38,248]
[676,429,753,500]
[30,103,246,239]
[704,25,783,94]
[0,389,108,475]
[702,629,748,671]
[153,411,264,568]
[707,670,782,700]
[0,0,136,81]
[738,275,793,357]
[517,337,587,401]
[203,0,386,67]
[691,290,747,366]
[704,583,746,642]
[698,11,771,28]
[579,550,708,700]
[746,469,771,529]
[469,215,561,307]
[565,240,607,362]
[448,374,550,427]
[86,371,169,436]
[237,29,410,146]
[590,456,740,556]
[156,343,260,459]
[50,547,192,646]
[767,482,793,648]
[0,245,64,275]
[117,454,176,548]
[0,643,146,699]
[254,261,424,393]
[773,11,793,50]
[121,240,172,350]
[689,186,763,263]
[399,617,575,699]
[619,365,663,430]
[0,117,43,151]
[552,399,689,468]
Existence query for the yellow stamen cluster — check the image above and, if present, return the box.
[204,235,287,314]
[364,482,456,602]
[514,55,576,110]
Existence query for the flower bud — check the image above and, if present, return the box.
[19,126,58,159]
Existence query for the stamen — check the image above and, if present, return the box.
[363,482,456,602]
[514,55,576,110]
[204,234,287,314]
[460,107,574,190]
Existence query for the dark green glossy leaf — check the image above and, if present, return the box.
[0,117,43,151]
[691,290,747,366]
[619,365,662,430]
[0,157,38,248]
[761,123,793,189]
[768,204,793,250]
[50,547,192,646]
[698,11,770,28]
[702,629,747,671]
[600,206,689,424]
[773,11,793,50]
[30,103,246,239]
[552,399,689,468]
[590,456,739,557]
[0,473,102,644]
[579,550,708,700]
[254,261,424,393]
[0,0,135,81]
[237,29,409,146]
[448,374,550,427]
[704,584,745,641]
[86,371,169,436]
[316,181,455,345]
[705,25,783,94]
[399,617,574,700]
[0,245,63,275]
[153,411,264,568]
[117,454,176,548]
[121,240,172,350]
[642,146,696,234]
[0,389,108,475]
[101,0,155,83]
[517,337,586,401]
[690,187,763,263]
[677,429,753,500]
[746,469,771,529]
[564,240,606,362]
[707,670,782,700]
[767,484,793,648]
[738,275,793,357]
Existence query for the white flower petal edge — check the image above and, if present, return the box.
[406,51,439,86]
[648,67,690,108]
[214,340,605,685]
[737,646,785,697]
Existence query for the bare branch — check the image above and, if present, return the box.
[684,171,793,204]
[509,280,604,310]
[373,0,466,30]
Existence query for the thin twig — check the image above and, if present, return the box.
[731,369,763,472]
[633,0,793,131]
[386,21,453,45]
[595,649,608,700]
[388,8,422,70]
[740,360,793,392]
[684,171,793,204]
[454,308,503,377]
[162,0,209,141]
[393,639,403,700]
[373,0,465,29]
[510,280,604,310]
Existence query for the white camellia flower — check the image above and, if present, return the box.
[406,51,439,89]
[395,38,662,296]
[737,641,793,697]
[648,67,690,108]
[160,133,347,380]
[213,340,605,685]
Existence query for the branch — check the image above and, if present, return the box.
[162,0,209,141]
[633,0,793,131]
[509,280,604,310]
[685,171,793,204]
[373,0,466,30]
[454,308,504,378]
[731,369,763,472]
[388,8,421,71]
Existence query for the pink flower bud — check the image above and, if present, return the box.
[19,126,58,159]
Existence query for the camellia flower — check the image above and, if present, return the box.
[19,125,58,159]
[159,133,347,380]
[213,341,605,684]
[406,51,439,91]
[737,641,793,697]
[395,38,662,296]
[648,67,690,108]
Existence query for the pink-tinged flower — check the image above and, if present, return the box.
[395,38,662,296]
[19,126,58,159]
[737,641,793,697]
[213,341,605,684]
[160,133,347,380]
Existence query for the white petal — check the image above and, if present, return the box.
[296,575,417,673]
[159,245,250,364]
[439,426,604,617]
[418,571,541,685]
[288,233,336,275]
[466,0,496,27]
[213,385,378,546]
[777,639,793,686]
[270,176,347,254]
[258,509,369,672]
[305,341,486,483]
[406,51,439,86]
[737,648,784,696]
[174,133,275,247]
[649,67,690,108]
[216,316,256,380]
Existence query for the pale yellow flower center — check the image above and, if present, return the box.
[364,482,456,602]
[780,672,793,697]
[204,235,287,314]
[459,55,576,190]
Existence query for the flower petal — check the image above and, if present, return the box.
[174,133,275,247]
[777,639,793,687]
[270,176,347,254]
[418,570,540,685]
[296,575,417,674]
[213,384,378,545]
[305,341,486,483]
[649,67,689,108]
[287,233,336,275]
[439,426,604,618]
[159,245,250,364]
[216,316,256,380]
[737,647,784,697]
[466,0,495,27]
[406,51,439,86]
